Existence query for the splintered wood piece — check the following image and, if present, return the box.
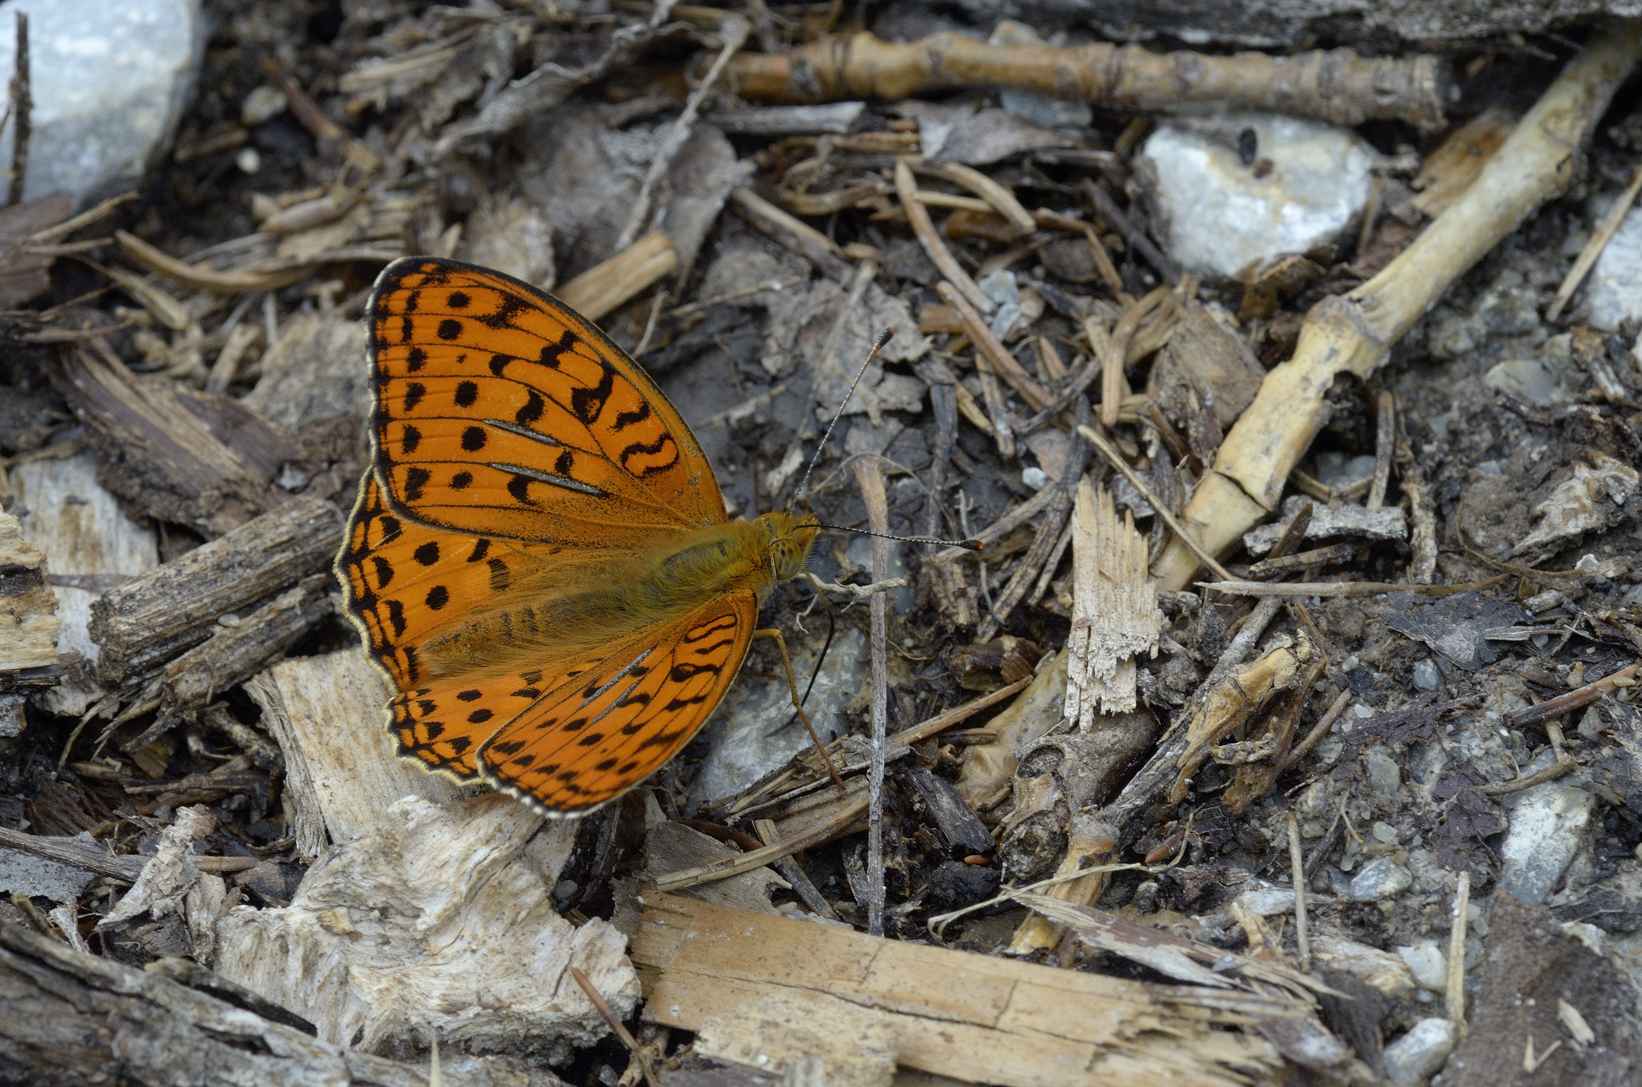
[633,893,1287,1086]
[221,650,634,1054]
[50,338,299,535]
[1064,479,1159,726]
[88,495,339,687]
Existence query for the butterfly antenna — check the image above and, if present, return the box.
[810,522,983,551]
[796,327,893,505]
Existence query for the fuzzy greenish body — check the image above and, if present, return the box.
[423,511,817,681]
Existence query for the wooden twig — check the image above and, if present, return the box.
[1498,660,1640,731]
[729,31,1450,128]
[729,186,850,278]
[1083,179,1176,285]
[653,794,868,892]
[1368,390,1394,509]
[936,280,1054,411]
[1447,871,1470,1037]
[5,11,30,206]
[1287,813,1310,973]
[910,159,1035,234]
[571,966,660,1087]
[896,158,988,314]
[1547,158,1642,322]
[1199,577,1507,598]
[617,15,748,251]
[555,230,679,322]
[852,457,892,937]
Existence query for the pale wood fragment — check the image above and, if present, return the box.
[0,506,59,676]
[555,229,678,321]
[1064,479,1159,727]
[211,650,637,1054]
[633,893,1288,1087]
[11,451,158,714]
[0,920,569,1087]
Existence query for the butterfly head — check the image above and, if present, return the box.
[761,510,820,583]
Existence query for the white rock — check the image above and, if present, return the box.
[1396,940,1447,991]
[1499,782,1596,903]
[1383,1018,1456,1085]
[0,0,205,207]
[1588,206,1642,331]
[1137,113,1378,279]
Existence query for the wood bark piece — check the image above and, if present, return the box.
[49,338,299,536]
[0,192,71,307]
[1153,23,1642,590]
[0,506,59,678]
[632,892,1288,1086]
[217,649,637,1055]
[0,920,569,1087]
[730,32,1449,129]
[1241,496,1407,556]
[88,494,339,687]
[120,572,336,747]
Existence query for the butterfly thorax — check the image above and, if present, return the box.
[420,512,816,682]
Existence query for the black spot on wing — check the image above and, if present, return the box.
[537,329,576,369]
[618,434,679,477]
[570,362,615,425]
[482,291,530,329]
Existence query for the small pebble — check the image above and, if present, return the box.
[1412,658,1442,690]
[1396,941,1447,991]
[1383,1018,1456,1085]
[1348,857,1412,902]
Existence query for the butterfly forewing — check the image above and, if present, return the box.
[480,593,758,814]
[367,259,727,546]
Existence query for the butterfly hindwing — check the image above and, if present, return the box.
[367,258,726,547]
[478,592,758,815]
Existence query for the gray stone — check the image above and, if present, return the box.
[1498,783,1596,903]
[1396,940,1448,991]
[1364,748,1402,805]
[688,625,865,808]
[1349,857,1412,902]
[1412,658,1442,690]
[1137,113,1377,280]
[0,0,205,207]
[1382,1017,1456,1085]
[0,837,97,903]
[1484,357,1578,407]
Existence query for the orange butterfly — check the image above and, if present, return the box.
[335,258,822,817]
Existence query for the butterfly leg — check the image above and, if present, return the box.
[752,627,846,794]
